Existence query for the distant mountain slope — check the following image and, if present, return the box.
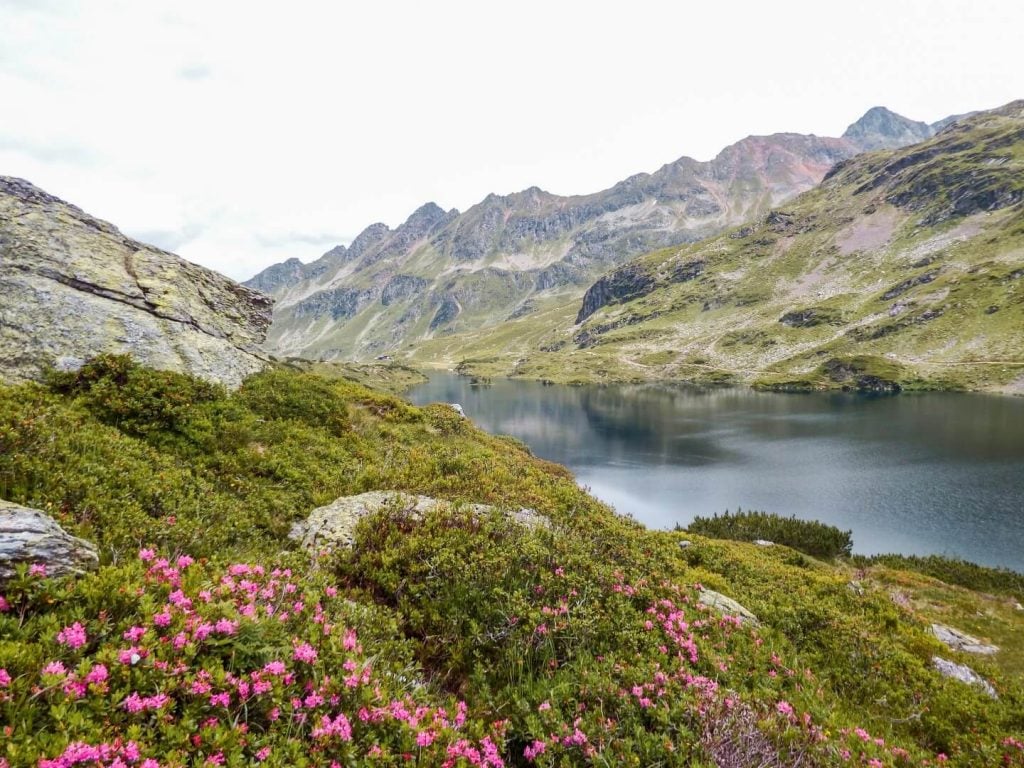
[247,107,951,361]
[425,101,1024,393]
[0,177,273,386]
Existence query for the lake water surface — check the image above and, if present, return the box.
[409,374,1024,571]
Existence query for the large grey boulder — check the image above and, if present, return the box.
[289,491,546,553]
[0,499,99,580]
[0,176,273,388]
[931,656,997,698]
[697,588,761,627]
[931,623,999,655]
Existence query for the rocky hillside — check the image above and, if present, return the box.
[428,101,1024,393]
[0,177,273,387]
[248,107,954,361]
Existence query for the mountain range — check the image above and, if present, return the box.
[246,107,963,361]
[426,102,1024,393]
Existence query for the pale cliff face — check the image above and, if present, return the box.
[0,176,274,388]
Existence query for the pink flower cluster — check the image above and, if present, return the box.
[37,740,154,768]
[56,622,88,650]
[28,549,507,767]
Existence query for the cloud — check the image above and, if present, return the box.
[177,63,212,81]
[125,221,207,253]
[0,133,100,166]
[253,230,350,249]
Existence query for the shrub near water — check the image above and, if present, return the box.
[852,554,1024,599]
[684,509,854,559]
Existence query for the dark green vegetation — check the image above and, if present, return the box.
[685,510,854,560]
[420,102,1024,393]
[851,554,1024,599]
[1,358,1023,766]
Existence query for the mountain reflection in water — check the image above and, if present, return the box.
[410,374,1024,571]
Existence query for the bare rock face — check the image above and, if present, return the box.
[0,176,273,388]
[0,499,99,580]
[289,491,547,553]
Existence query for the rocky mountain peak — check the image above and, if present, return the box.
[347,222,391,256]
[402,202,452,233]
[843,106,935,151]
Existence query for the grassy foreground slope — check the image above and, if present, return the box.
[420,102,1024,393]
[0,358,1022,767]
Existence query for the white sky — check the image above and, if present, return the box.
[2,1,1022,281]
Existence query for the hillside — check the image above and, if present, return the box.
[421,102,1024,393]
[246,108,951,362]
[1,357,1022,767]
[0,177,273,388]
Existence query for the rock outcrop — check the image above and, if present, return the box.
[931,656,998,698]
[697,588,760,627]
[575,264,657,324]
[0,499,99,580]
[931,623,999,655]
[289,491,546,553]
[0,177,273,387]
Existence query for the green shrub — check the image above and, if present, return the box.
[46,354,223,437]
[236,368,350,436]
[852,553,1024,598]
[683,509,853,559]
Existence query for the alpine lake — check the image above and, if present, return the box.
[410,373,1024,571]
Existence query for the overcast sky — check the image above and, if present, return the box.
[2,1,1022,281]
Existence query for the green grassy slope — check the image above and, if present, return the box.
[415,102,1024,393]
[1,357,1022,766]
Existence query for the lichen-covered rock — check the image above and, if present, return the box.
[0,176,273,388]
[931,656,998,698]
[289,491,546,553]
[0,499,98,580]
[697,588,760,627]
[931,623,999,655]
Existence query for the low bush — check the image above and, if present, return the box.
[682,509,854,559]
[852,553,1024,598]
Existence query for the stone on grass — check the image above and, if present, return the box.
[697,588,760,627]
[0,499,99,581]
[290,491,546,554]
[931,623,999,655]
[931,656,997,698]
